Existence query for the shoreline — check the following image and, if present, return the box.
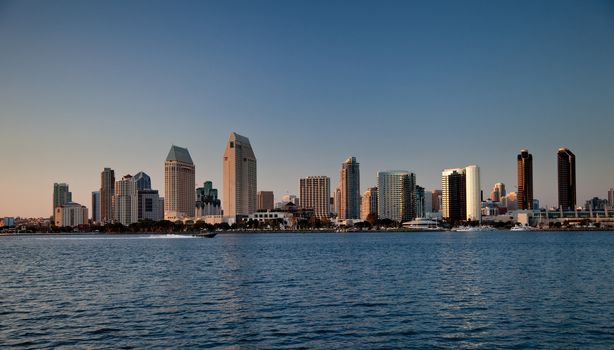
[3,228,614,237]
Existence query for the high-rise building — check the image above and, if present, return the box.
[442,166,481,223]
[53,183,72,220]
[299,176,330,219]
[557,148,576,210]
[54,202,88,227]
[133,171,152,191]
[223,133,257,217]
[91,191,100,223]
[490,183,506,202]
[257,191,274,211]
[131,172,162,222]
[609,188,614,208]
[506,192,518,211]
[377,171,416,223]
[431,189,442,212]
[333,187,341,216]
[442,168,466,224]
[585,197,607,211]
[465,165,481,222]
[196,181,222,217]
[113,175,138,225]
[100,168,115,224]
[415,185,425,218]
[517,149,533,210]
[339,156,360,220]
[360,187,378,220]
[165,145,196,219]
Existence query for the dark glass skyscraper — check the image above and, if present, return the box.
[557,148,576,210]
[340,156,360,220]
[517,149,533,210]
[100,168,115,223]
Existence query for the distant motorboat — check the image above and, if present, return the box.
[510,224,535,231]
[193,231,218,238]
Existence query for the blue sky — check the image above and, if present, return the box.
[1,0,613,217]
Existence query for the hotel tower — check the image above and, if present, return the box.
[557,147,576,210]
[223,133,257,217]
[164,145,195,219]
[517,149,533,210]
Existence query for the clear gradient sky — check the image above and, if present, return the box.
[1,0,613,217]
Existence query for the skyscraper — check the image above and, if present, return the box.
[360,187,378,220]
[53,183,72,220]
[465,165,481,222]
[257,191,274,211]
[91,191,100,223]
[431,189,442,212]
[490,183,506,202]
[517,149,533,210]
[133,171,152,191]
[100,167,115,224]
[134,171,163,221]
[557,147,576,210]
[415,185,425,218]
[377,171,416,223]
[113,174,138,225]
[165,145,195,219]
[333,187,341,216]
[299,176,330,219]
[195,181,222,217]
[442,168,466,224]
[223,133,257,217]
[609,188,614,208]
[339,156,360,220]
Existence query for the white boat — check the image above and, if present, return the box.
[402,218,444,231]
[510,224,535,231]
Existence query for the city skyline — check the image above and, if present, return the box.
[2,1,614,217]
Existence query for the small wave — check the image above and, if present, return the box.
[146,234,194,239]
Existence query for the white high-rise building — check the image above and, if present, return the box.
[113,175,138,225]
[223,132,257,217]
[377,171,416,222]
[465,165,481,222]
[442,165,481,223]
[54,202,88,227]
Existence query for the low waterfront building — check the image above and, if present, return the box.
[249,211,293,227]
[55,202,88,227]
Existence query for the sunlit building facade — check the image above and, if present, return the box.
[223,133,257,217]
[299,176,330,219]
[339,156,360,220]
[360,187,378,220]
[377,171,416,222]
[165,145,196,219]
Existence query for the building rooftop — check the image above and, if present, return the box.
[166,145,193,164]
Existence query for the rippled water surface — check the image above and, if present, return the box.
[2,231,614,349]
